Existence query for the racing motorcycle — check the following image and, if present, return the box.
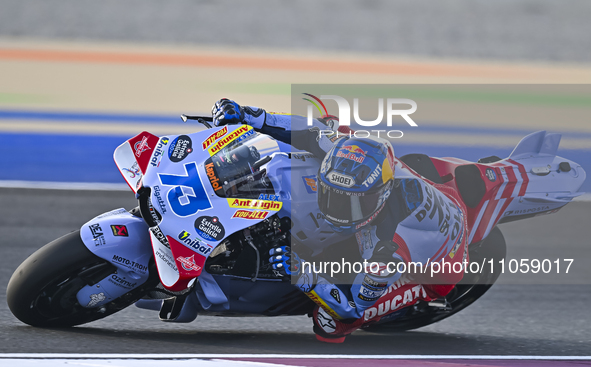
[6,116,586,333]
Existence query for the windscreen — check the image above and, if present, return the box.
[205,132,281,199]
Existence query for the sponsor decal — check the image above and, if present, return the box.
[330,289,341,303]
[504,206,552,217]
[316,308,336,333]
[364,284,426,321]
[208,125,252,155]
[176,254,202,272]
[150,226,169,248]
[110,225,128,237]
[414,185,461,238]
[362,165,382,188]
[152,185,167,214]
[158,162,213,217]
[202,126,228,150]
[449,215,465,259]
[326,171,355,188]
[127,132,160,174]
[336,145,367,163]
[364,262,388,276]
[112,255,148,273]
[485,168,497,182]
[87,293,106,307]
[155,248,178,272]
[363,275,388,290]
[302,175,318,194]
[89,223,103,238]
[89,223,106,246]
[168,135,193,163]
[122,161,141,178]
[134,136,151,158]
[178,230,213,257]
[320,154,331,174]
[194,216,226,242]
[258,194,280,201]
[357,285,384,302]
[306,290,342,320]
[205,161,223,194]
[326,213,349,224]
[232,210,269,220]
[355,229,374,253]
[147,196,162,224]
[355,203,384,230]
[292,152,316,161]
[108,274,138,289]
[150,137,169,167]
[228,198,283,211]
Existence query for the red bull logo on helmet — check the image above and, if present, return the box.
[336,145,367,163]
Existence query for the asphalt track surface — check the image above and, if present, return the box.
[0,188,590,355]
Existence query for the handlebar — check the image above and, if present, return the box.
[180,114,214,129]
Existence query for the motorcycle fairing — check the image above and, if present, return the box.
[77,209,152,308]
[140,125,289,290]
[114,131,164,193]
[415,131,586,245]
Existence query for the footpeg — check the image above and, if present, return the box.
[428,298,452,311]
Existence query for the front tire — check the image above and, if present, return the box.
[7,231,155,327]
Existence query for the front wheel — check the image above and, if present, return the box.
[7,231,156,327]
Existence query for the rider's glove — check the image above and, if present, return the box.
[212,98,266,128]
[212,98,245,126]
[268,246,301,277]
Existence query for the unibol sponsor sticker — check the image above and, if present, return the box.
[227,198,283,211]
[202,126,228,150]
[232,210,269,220]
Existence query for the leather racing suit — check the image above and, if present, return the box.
[223,106,470,339]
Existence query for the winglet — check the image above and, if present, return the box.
[509,130,562,160]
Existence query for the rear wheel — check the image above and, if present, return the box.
[362,226,506,332]
[7,231,156,327]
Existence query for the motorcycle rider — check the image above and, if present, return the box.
[212,98,470,343]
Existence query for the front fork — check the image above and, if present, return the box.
[76,208,153,308]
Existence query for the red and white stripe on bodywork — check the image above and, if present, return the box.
[467,159,529,244]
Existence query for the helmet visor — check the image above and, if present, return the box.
[317,180,384,225]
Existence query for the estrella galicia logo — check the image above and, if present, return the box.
[169,135,193,162]
[194,216,225,241]
[158,162,212,217]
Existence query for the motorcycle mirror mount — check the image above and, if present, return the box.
[180,114,213,129]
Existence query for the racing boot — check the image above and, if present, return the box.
[312,306,364,344]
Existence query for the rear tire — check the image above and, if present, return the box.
[7,231,155,327]
[362,226,506,332]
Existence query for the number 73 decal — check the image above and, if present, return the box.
[158,162,212,217]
